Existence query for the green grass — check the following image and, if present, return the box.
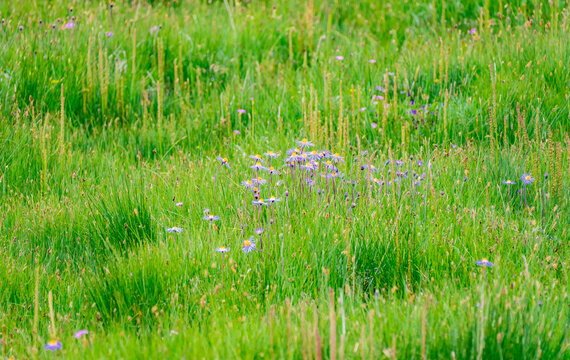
[0,0,569,359]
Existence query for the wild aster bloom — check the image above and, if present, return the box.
[368,59,376,63]
[175,202,183,207]
[203,214,220,221]
[284,154,297,163]
[373,95,384,101]
[396,170,408,178]
[44,340,62,351]
[105,31,113,37]
[255,228,264,235]
[451,144,457,149]
[306,178,316,186]
[335,55,344,61]
[324,160,338,172]
[301,163,317,171]
[216,156,230,168]
[250,162,267,171]
[502,180,515,185]
[74,330,88,339]
[166,227,183,233]
[475,258,494,267]
[394,160,404,166]
[267,196,281,203]
[323,171,342,179]
[253,198,268,206]
[242,237,256,253]
[150,25,161,34]
[249,154,264,162]
[470,28,476,35]
[264,150,280,159]
[286,148,302,156]
[361,164,379,172]
[253,177,266,185]
[329,153,344,163]
[371,122,378,129]
[233,130,241,134]
[521,173,534,185]
[544,173,549,180]
[18,25,23,31]
[267,166,280,175]
[215,246,230,253]
[237,109,246,114]
[64,22,75,29]
[360,107,367,111]
[308,150,323,160]
[371,177,382,186]
[416,160,424,166]
[242,179,254,188]
[297,138,315,147]
[296,152,309,162]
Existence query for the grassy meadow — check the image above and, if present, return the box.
[0,0,569,358]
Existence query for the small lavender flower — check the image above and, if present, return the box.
[166,227,183,233]
[203,214,220,221]
[368,59,376,63]
[329,153,344,163]
[216,156,230,168]
[266,166,280,175]
[64,22,75,29]
[361,164,379,172]
[242,179,255,188]
[470,28,476,35]
[242,237,256,253]
[335,55,344,61]
[296,138,315,148]
[74,330,89,339]
[253,198,268,206]
[394,160,404,166]
[237,109,246,114]
[150,25,161,34]
[544,173,549,180]
[521,173,534,185]
[249,153,264,162]
[475,258,494,267]
[254,228,264,235]
[502,180,515,185]
[105,31,113,37]
[371,122,377,129]
[286,148,302,156]
[252,177,267,185]
[175,202,183,207]
[416,160,424,166]
[264,150,280,159]
[267,196,281,203]
[215,246,230,253]
[44,340,62,351]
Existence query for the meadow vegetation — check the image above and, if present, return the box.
[0,0,568,359]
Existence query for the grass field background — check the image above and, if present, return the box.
[0,0,569,359]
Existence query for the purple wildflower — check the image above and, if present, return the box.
[475,258,494,267]
[44,340,62,351]
[74,330,89,339]
[521,173,534,185]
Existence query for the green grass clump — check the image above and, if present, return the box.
[0,0,568,359]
